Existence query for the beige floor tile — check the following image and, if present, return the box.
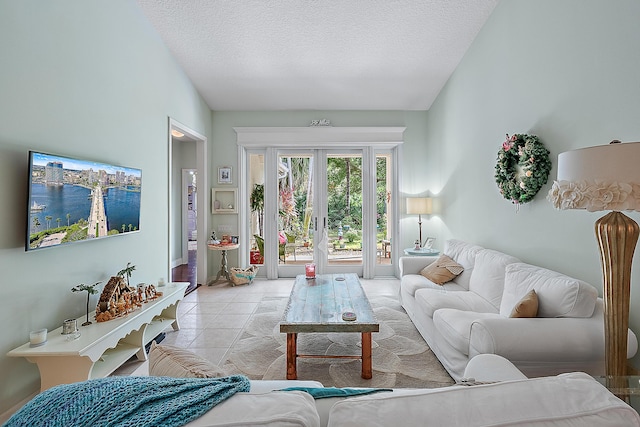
[177,313,217,329]
[161,328,202,348]
[194,328,241,348]
[212,313,252,329]
[187,302,230,314]
[219,302,259,315]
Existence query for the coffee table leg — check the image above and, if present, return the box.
[286,332,297,379]
[361,332,372,379]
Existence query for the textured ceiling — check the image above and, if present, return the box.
[136,0,499,111]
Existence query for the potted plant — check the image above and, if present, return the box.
[72,281,102,326]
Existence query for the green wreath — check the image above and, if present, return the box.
[495,134,552,205]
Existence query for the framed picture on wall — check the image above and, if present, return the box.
[218,166,232,184]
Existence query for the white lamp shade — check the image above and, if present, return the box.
[406,197,432,215]
[548,141,640,212]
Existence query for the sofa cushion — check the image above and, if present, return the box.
[500,263,598,318]
[468,249,520,310]
[419,254,464,284]
[442,239,484,290]
[185,390,321,427]
[326,372,640,427]
[432,309,502,355]
[415,288,498,319]
[509,289,538,318]
[401,274,467,297]
[149,342,228,378]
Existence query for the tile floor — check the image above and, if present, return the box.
[115,277,401,376]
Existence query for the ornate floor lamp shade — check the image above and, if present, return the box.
[548,141,640,377]
[406,197,432,248]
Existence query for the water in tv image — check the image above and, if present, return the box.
[27,151,142,251]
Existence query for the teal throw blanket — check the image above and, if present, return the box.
[280,386,392,399]
[3,375,250,427]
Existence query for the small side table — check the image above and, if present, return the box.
[404,248,440,256]
[207,243,240,284]
[594,376,640,410]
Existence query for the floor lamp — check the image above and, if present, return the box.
[548,141,640,378]
[406,197,432,248]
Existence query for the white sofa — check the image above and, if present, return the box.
[184,354,640,426]
[399,239,639,380]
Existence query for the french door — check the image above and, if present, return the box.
[237,126,403,280]
[246,148,394,279]
[276,149,366,277]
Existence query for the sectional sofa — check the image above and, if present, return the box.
[399,239,639,380]
[6,345,639,426]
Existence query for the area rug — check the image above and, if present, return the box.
[221,295,454,389]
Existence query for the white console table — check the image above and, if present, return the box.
[8,282,188,391]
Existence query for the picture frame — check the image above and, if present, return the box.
[231,235,239,244]
[218,166,232,184]
[423,237,435,250]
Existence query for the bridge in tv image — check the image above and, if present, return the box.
[87,185,108,238]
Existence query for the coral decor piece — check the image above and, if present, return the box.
[95,276,162,322]
[495,133,552,205]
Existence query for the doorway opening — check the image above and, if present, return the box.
[169,118,208,294]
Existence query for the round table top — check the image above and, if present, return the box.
[404,248,439,256]
[207,243,240,251]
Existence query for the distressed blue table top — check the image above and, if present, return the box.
[280,273,379,333]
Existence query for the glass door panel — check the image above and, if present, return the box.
[277,153,314,273]
[326,153,363,268]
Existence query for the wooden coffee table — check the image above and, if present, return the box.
[280,273,379,380]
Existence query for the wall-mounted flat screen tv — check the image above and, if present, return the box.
[26,151,142,251]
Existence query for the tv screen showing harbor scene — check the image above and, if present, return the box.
[27,151,142,251]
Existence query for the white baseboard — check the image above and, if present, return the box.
[0,391,37,424]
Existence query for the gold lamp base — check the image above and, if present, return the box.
[595,211,639,377]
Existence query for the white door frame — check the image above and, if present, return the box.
[235,126,405,279]
[168,118,208,286]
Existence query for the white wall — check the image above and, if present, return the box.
[0,1,212,414]
[426,0,640,367]
[209,110,434,270]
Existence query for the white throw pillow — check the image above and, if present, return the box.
[499,263,598,318]
[468,249,520,310]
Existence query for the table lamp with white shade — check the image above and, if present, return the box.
[548,140,640,377]
[406,197,432,249]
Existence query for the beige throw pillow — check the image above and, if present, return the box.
[148,342,228,378]
[419,255,465,285]
[509,289,538,318]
